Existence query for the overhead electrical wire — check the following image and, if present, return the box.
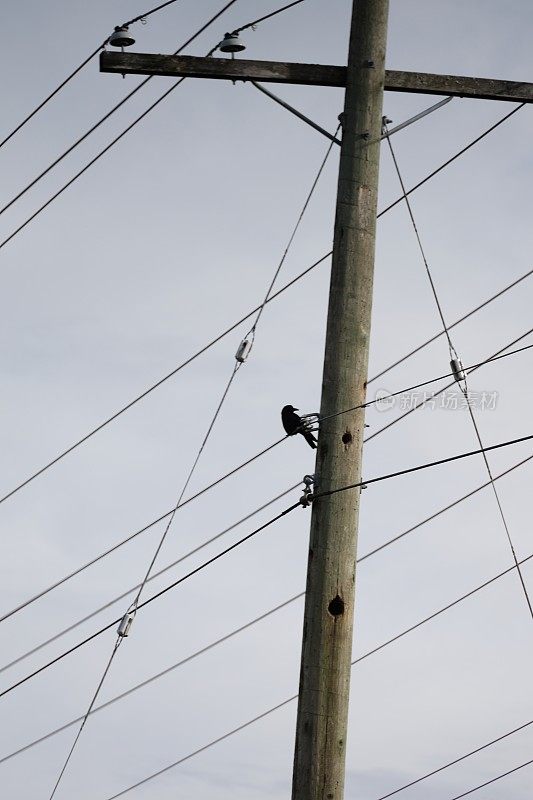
[1,122,340,633]
[0,467,293,628]
[0,45,105,151]
[0,106,524,514]
[4,408,532,677]
[5,447,533,767]
[0,0,309,221]
[1,97,520,264]
[0,0,193,153]
[0,500,301,702]
[375,714,533,799]
[232,0,307,33]
[0,53,520,255]
[0,0,242,222]
[2,336,532,661]
[47,364,244,798]
[313,431,533,501]
[446,758,533,800]
[0,254,328,508]
[0,592,306,766]
[317,340,533,426]
[366,324,533,443]
[359,450,533,563]
[4,430,533,703]
[2,245,530,515]
[367,265,533,385]
[385,124,533,620]
[378,102,525,219]
[43,106,335,794]
[94,547,533,799]
[384,124,455,357]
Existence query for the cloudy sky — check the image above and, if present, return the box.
[0,1,532,798]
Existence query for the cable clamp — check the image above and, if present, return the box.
[117,611,135,638]
[300,474,315,507]
[450,356,466,383]
[235,338,253,363]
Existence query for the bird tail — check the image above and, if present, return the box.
[303,429,317,449]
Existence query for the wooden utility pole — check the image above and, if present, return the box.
[100,4,532,798]
[290,3,388,798]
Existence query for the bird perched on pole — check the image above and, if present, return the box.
[281,405,317,449]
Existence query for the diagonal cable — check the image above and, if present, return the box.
[40,114,336,792]
[2,337,533,669]
[5,447,533,767]
[96,547,533,799]
[0,107,525,512]
[386,125,533,621]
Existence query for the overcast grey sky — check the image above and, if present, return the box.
[0,1,532,798]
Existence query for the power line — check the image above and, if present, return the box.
[0,45,105,151]
[0,122,338,689]
[0,0,308,222]
[3,185,529,517]
[4,430,533,700]
[6,444,533,768]
[0,254,328,508]
[5,394,532,676]
[447,757,533,800]
[318,340,533,425]
[0,592,306,766]
[0,108,523,513]
[365,325,533,443]
[245,123,340,342]
[48,639,122,799]
[123,0,184,27]
[2,110,525,512]
[375,716,533,799]
[384,124,455,357]
[0,0,188,154]
[6,448,533,767]
[0,471,293,629]
[313,431,533,500]
[233,0,307,33]
[0,0,241,222]
[41,117,333,780]
[96,548,533,799]
[48,329,246,795]
[0,501,301,700]
[3,335,532,648]
[367,265,533,385]
[359,450,533,563]
[377,103,525,219]
[385,126,533,621]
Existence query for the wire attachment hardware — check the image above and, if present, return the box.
[382,115,393,135]
[300,474,315,507]
[450,357,466,383]
[117,611,135,638]
[219,31,246,53]
[235,338,252,363]
[298,412,319,432]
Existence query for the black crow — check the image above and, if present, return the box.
[281,405,317,449]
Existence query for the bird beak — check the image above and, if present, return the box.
[294,407,299,411]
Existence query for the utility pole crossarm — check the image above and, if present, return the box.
[100,52,533,103]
